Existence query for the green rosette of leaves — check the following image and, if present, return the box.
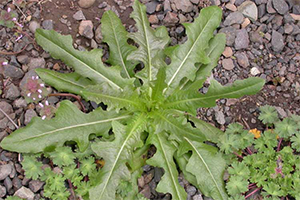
[0,1,265,200]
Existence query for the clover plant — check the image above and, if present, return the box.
[219,106,300,199]
[0,1,265,199]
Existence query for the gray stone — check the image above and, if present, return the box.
[0,101,13,120]
[292,24,300,35]
[0,131,8,142]
[175,26,185,36]
[0,164,13,181]
[215,110,226,125]
[284,23,294,34]
[153,168,164,182]
[0,185,6,198]
[14,187,34,200]
[258,4,266,18]
[235,29,249,50]
[28,57,45,70]
[193,194,203,200]
[4,84,20,100]
[272,0,289,14]
[95,25,102,43]
[78,20,94,39]
[10,56,21,67]
[0,151,10,162]
[271,30,284,51]
[17,55,29,64]
[0,101,15,130]
[12,177,22,190]
[140,185,151,199]
[275,106,287,118]
[29,21,40,33]
[255,0,268,4]
[4,177,12,191]
[22,177,31,186]
[238,1,258,21]
[98,2,107,9]
[24,109,37,125]
[186,186,197,196]
[91,39,98,49]
[293,5,300,14]
[235,52,249,68]
[164,0,172,11]
[3,65,24,79]
[78,0,95,8]
[250,31,263,43]
[73,10,86,21]
[222,58,235,70]
[219,27,236,46]
[29,180,44,193]
[13,98,27,108]
[173,0,193,12]
[223,12,244,26]
[146,1,158,14]
[267,0,276,13]
[42,20,53,30]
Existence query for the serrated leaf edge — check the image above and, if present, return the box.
[184,137,226,200]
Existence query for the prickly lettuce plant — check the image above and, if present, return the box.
[0,1,265,199]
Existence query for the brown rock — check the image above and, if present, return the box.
[235,52,249,68]
[222,47,233,57]
[149,15,159,24]
[172,0,193,12]
[78,20,94,39]
[78,0,95,9]
[225,3,237,11]
[241,18,251,28]
[164,11,179,24]
[290,13,300,20]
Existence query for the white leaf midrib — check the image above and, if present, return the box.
[37,31,122,90]
[20,115,130,141]
[184,137,225,200]
[166,9,220,88]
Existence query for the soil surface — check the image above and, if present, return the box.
[0,0,300,199]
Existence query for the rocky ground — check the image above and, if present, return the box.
[0,0,299,199]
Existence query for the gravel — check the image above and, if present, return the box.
[234,28,250,50]
[73,10,86,21]
[1,0,300,199]
[272,0,289,14]
[14,187,35,200]
[78,0,95,9]
[223,11,245,26]
[238,1,258,21]
[28,21,40,33]
[27,57,46,70]
[24,109,37,125]
[271,30,285,51]
[3,65,24,79]
[0,164,13,181]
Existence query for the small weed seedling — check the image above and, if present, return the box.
[219,105,300,199]
[1,0,265,199]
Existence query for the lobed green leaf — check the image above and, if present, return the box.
[1,101,130,153]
